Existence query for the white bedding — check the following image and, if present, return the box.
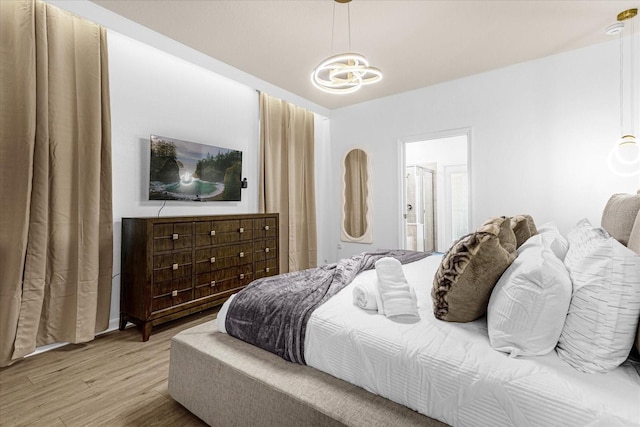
[305,255,640,427]
[219,255,640,426]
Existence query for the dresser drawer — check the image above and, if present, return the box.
[153,223,193,252]
[238,219,254,241]
[195,220,239,246]
[214,242,254,266]
[193,266,251,296]
[153,251,193,283]
[254,238,277,262]
[254,217,278,239]
[194,219,254,246]
[154,276,192,297]
[152,288,192,311]
[255,258,278,279]
[194,279,247,299]
[194,243,253,274]
[195,262,253,285]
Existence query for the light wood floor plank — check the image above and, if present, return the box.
[0,377,91,426]
[0,309,217,426]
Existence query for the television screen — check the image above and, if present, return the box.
[149,134,242,201]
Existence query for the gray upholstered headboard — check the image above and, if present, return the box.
[600,191,640,255]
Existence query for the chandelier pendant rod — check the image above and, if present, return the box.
[348,2,352,51]
[619,24,624,137]
[631,17,636,137]
[331,1,336,54]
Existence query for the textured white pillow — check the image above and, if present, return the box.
[534,223,569,260]
[556,219,640,373]
[487,240,572,357]
[628,212,640,256]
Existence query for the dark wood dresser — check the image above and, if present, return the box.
[120,213,279,341]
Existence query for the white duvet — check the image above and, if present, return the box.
[220,255,640,426]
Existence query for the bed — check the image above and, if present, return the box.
[169,193,640,426]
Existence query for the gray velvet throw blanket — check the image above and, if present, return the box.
[225,249,430,364]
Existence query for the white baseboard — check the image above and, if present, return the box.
[27,316,128,358]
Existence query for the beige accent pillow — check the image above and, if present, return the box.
[601,193,640,246]
[432,231,516,322]
[477,216,517,254]
[511,215,537,248]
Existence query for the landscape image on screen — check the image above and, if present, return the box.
[149,135,242,201]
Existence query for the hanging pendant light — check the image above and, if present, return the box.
[311,0,382,94]
[606,8,639,177]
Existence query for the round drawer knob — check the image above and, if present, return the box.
[210,257,216,263]
[265,247,270,253]
[264,225,269,231]
[210,230,216,236]
[239,252,244,258]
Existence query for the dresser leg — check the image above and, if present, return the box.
[142,322,152,342]
[119,314,128,331]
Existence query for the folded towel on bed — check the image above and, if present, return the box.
[352,281,382,311]
[375,257,419,319]
[353,280,418,314]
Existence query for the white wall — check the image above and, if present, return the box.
[405,135,467,166]
[329,39,640,260]
[315,116,335,264]
[108,31,259,328]
[49,1,330,118]
[107,32,333,329]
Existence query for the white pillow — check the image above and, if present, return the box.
[487,239,572,357]
[533,223,569,260]
[556,219,640,373]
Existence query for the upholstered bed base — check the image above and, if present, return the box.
[168,321,446,427]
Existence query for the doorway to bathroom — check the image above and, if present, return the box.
[400,131,471,253]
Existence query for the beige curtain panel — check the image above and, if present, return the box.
[259,92,317,273]
[0,0,113,367]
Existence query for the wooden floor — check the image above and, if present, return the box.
[0,309,219,427]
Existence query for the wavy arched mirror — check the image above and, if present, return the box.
[342,148,373,243]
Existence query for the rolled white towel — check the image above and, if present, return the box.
[353,281,380,311]
[375,257,419,320]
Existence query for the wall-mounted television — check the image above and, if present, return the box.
[149,134,242,201]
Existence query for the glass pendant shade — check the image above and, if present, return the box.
[607,8,639,176]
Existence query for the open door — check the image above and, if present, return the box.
[405,165,436,252]
[401,132,470,253]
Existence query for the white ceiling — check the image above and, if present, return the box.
[91,0,639,110]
